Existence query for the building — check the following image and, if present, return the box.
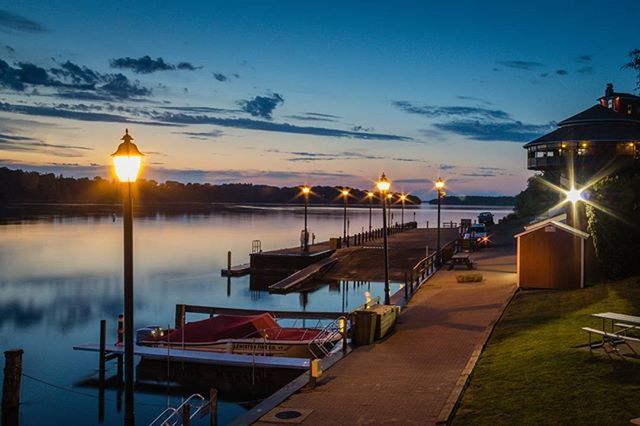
[515,217,589,290]
[525,83,640,174]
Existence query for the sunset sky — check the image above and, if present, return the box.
[0,1,638,199]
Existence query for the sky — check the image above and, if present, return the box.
[0,0,639,199]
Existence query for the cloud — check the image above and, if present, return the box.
[576,54,592,63]
[497,60,545,71]
[5,45,15,54]
[433,120,552,143]
[456,95,493,106]
[0,101,411,140]
[109,56,199,74]
[178,129,224,140]
[539,72,549,78]
[576,66,594,74]
[440,164,456,170]
[0,10,47,33]
[213,73,228,82]
[556,69,568,75]
[239,93,284,119]
[392,101,511,121]
[462,172,496,177]
[0,59,151,100]
[285,112,339,122]
[0,131,92,157]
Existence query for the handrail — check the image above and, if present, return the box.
[404,239,460,301]
[148,393,207,426]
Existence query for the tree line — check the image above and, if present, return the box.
[0,167,421,205]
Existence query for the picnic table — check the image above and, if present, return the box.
[448,253,474,270]
[582,312,640,357]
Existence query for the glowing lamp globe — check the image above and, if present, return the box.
[376,173,391,193]
[565,187,584,204]
[367,191,374,198]
[341,189,350,197]
[111,129,143,182]
[435,177,445,190]
[301,186,311,195]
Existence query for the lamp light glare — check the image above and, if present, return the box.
[435,177,445,190]
[565,187,584,204]
[113,156,142,183]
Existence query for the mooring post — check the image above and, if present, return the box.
[2,348,24,424]
[99,320,106,385]
[309,359,321,389]
[404,272,409,299]
[117,314,124,386]
[227,251,232,274]
[175,304,186,328]
[182,403,190,426]
[209,388,218,426]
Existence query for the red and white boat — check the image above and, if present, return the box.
[137,313,341,359]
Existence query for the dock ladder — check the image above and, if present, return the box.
[308,316,346,359]
[148,393,208,426]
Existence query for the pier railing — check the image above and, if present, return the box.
[340,221,417,248]
[402,239,460,301]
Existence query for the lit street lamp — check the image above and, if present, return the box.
[111,129,143,426]
[341,188,350,241]
[301,186,311,252]
[376,173,391,305]
[366,191,374,232]
[387,193,393,227]
[435,177,445,265]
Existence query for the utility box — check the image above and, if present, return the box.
[369,304,400,339]
[352,310,376,346]
[329,237,341,250]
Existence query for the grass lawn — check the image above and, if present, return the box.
[454,276,640,425]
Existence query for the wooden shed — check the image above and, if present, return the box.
[515,219,589,290]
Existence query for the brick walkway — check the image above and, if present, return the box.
[256,228,518,425]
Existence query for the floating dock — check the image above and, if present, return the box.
[221,263,251,277]
[73,343,311,370]
[269,257,338,293]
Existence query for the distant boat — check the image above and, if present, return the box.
[136,312,341,359]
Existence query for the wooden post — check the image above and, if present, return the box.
[309,359,321,389]
[175,304,186,328]
[99,320,106,386]
[182,403,190,426]
[404,272,409,300]
[227,251,232,274]
[209,388,218,426]
[2,348,23,423]
[117,314,124,386]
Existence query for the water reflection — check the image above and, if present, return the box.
[0,205,510,425]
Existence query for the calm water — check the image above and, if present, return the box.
[0,204,511,425]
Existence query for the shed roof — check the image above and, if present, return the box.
[524,213,567,229]
[514,220,589,239]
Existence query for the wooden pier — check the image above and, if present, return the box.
[73,343,312,370]
[220,263,250,277]
[269,257,338,293]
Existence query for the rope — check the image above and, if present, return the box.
[21,372,168,408]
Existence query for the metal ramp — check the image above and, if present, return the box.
[148,393,208,426]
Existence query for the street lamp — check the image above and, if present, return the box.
[376,173,391,305]
[366,191,375,232]
[399,194,407,228]
[341,188,350,242]
[111,129,143,426]
[387,193,393,227]
[435,177,445,266]
[301,186,311,252]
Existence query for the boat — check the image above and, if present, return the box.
[136,312,342,359]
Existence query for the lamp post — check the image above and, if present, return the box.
[366,191,374,232]
[301,186,311,253]
[387,193,393,227]
[377,173,391,305]
[341,188,350,241]
[435,177,445,266]
[111,129,143,426]
[399,194,407,228]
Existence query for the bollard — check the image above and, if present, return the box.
[209,388,218,426]
[309,359,321,389]
[2,348,24,419]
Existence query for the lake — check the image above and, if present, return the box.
[0,203,512,425]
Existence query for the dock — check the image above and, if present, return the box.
[269,257,338,293]
[220,262,250,277]
[249,221,521,425]
[73,343,311,370]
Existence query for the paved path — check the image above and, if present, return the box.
[256,224,519,425]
